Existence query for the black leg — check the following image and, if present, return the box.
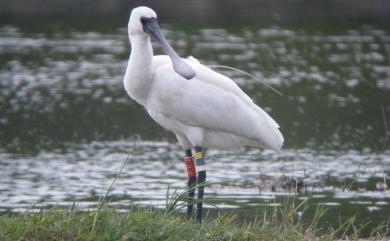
[194,146,206,223]
[184,149,196,219]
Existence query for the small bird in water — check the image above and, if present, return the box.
[123,6,284,222]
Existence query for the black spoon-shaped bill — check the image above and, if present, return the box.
[141,17,196,80]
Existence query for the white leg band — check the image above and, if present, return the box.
[195,165,206,172]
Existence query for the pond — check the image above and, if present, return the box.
[0,19,389,235]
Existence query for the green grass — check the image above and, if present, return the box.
[0,206,329,241]
[3,199,387,241]
[1,192,389,240]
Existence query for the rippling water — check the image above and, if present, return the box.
[0,22,390,232]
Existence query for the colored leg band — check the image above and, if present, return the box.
[195,151,203,160]
[195,158,205,166]
[195,151,206,172]
[184,157,196,178]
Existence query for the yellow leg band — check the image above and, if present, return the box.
[195,152,203,160]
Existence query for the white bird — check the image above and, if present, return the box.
[124,6,284,222]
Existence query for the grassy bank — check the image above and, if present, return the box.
[1,204,387,241]
[0,206,325,241]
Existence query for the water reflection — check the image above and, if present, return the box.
[1,24,389,151]
[0,141,389,210]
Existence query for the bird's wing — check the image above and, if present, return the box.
[188,61,280,129]
[150,66,283,149]
[153,55,279,129]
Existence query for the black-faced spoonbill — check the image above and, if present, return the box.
[124,6,284,222]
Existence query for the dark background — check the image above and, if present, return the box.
[1,0,390,23]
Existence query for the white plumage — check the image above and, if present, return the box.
[124,7,284,152]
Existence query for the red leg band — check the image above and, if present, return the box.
[184,157,196,178]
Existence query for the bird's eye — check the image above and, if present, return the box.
[140,17,154,26]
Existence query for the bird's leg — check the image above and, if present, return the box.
[194,146,206,223]
[184,149,196,219]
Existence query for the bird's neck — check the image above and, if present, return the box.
[124,34,154,105]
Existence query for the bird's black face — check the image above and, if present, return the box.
[140,17,159,38]
[140,17,196,80]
